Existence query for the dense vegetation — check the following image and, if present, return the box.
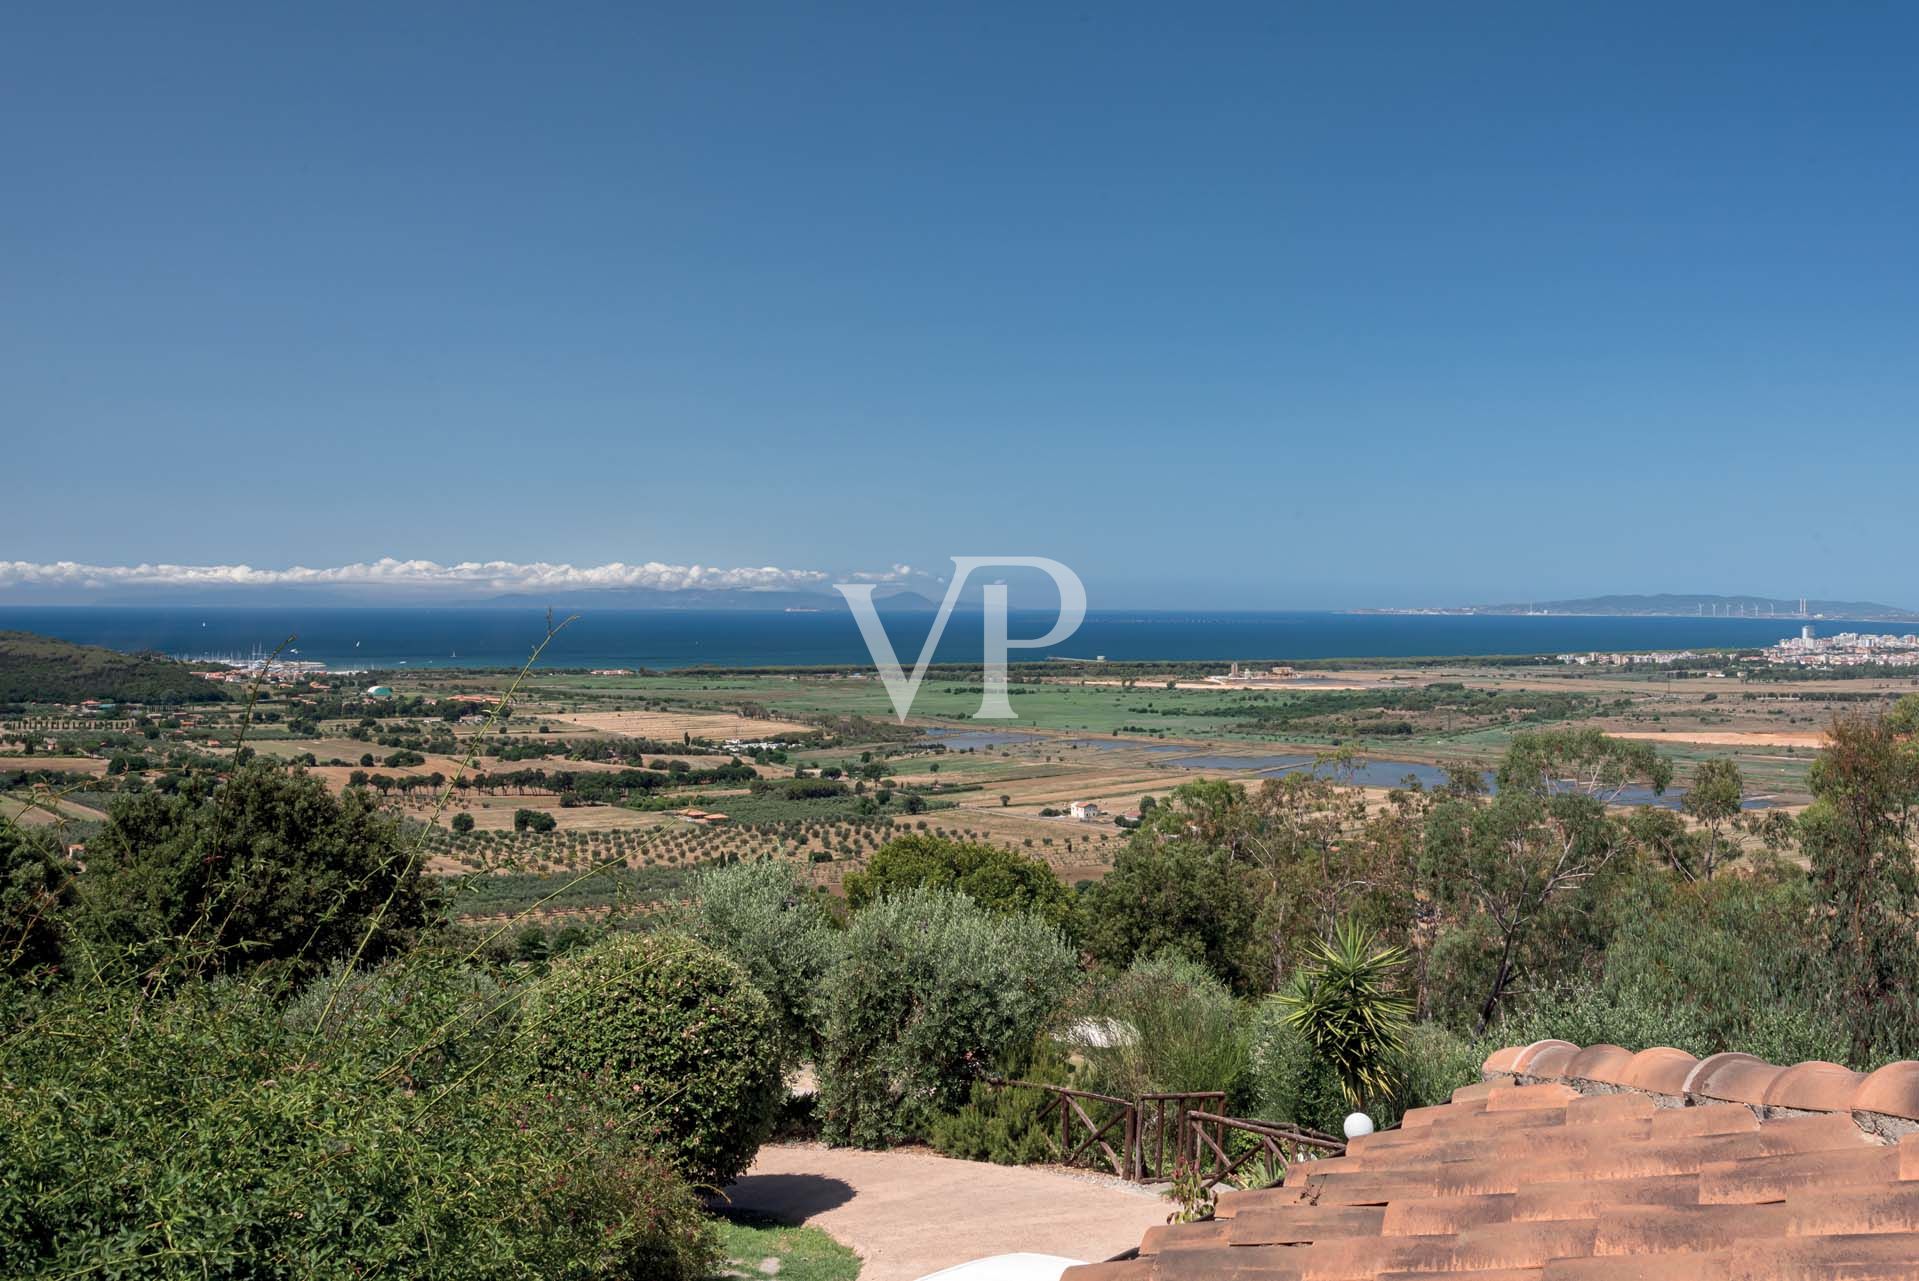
[10,693,1919,1272]
[0,630,226,706]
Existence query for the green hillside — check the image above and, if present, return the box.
[0,630,228,706]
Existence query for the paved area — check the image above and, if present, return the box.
[720,1143,1167,1281]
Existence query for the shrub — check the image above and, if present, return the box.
[1393,1022,1485,1116]
[927,1079,1058,1166]
[524,932,783,1185]
[0,963,718,1280]
[74,760,437,984]
[927,1038,1078,1166]
[0,824,74,985]
[1246,999,1348,1135]
[818,888,1076,1148]
[844,833,1076,931]
[1058,953,1249,1104]
[675,859,839,1072]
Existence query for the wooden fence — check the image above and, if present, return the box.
[989,1079,1345,1185]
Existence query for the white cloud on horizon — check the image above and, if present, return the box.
[0,557,919,595]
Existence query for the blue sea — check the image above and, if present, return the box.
[0,605,1878,671]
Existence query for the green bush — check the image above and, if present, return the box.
[1394,1022,1486,1115]
[0,962,718,1280]
[928,1040,1078,1167]
[675,858,839,1073]
[0,824,74,985]
[1058,953,1249,1105]
[524,932,783,1185]
[1246,999,1348,1135]
[818,888,1076,1148]
[927,1079,1058,1166]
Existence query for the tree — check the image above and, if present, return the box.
[513,808,556,833]
[843,834,1075,930]
[1682,758,1745,880]
[818,888,1075,1147]
[75,760,437,984]
[1078,835,1259,990]
[1424,731,1666,1034]
[450,812,475,836]
[1274,920,1413,1110]
[676,859,839,1072]
[1797,704,1919,1060]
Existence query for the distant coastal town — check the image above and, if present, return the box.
[1557,626,1919,671]
[1762,627,1919,669]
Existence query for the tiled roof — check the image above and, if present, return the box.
[1062,1042,1919,1280]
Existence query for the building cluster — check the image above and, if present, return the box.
[193,657,331,685]
[1761,627,1919,668]
[1556,650,1702,666]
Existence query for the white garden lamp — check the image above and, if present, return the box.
[1343,1112,1375,1139]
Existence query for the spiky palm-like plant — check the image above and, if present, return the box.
[1276,920,1413,1109]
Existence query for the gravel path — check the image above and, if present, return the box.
[719,1143,1165,1281]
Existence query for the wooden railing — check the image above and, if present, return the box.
[1183,1111,1347,1189]
[986,1079,1344,1185]
[1133,1090,1225,1181]
[995,1079,1136,1178]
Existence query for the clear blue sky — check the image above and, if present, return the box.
[5,3,1915,609]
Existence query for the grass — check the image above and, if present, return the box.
[709,1212,861,1281]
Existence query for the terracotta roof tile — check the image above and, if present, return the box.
[1562,1043,1635,1086]
[1508,1039,1579,1075]
[1620,1047,1698,1096]
[1521,1043,1582,1081]
[1763,1061,1868,1114]
[1856,1062,1919,1124]
[1065,1040,1919,1281]
[1687,1054,1785,1107]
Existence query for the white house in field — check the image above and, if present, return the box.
[1068,800,1101,821]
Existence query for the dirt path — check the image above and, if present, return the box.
[721,1143,1165,1281]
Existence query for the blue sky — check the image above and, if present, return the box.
[4,3,1916,610]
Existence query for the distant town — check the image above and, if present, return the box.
[1557,626,1919,671]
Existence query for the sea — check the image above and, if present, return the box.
[0,605,1881,672]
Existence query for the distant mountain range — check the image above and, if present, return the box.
[1428,594,1919,622]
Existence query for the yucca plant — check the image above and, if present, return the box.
[1276,920,1413,1110]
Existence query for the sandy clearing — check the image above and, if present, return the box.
[0,755,107,775]
[723,1143,1164,1281]
[562,709,816,742]
[1606,730,1828,748]
[1070,677,1384,692]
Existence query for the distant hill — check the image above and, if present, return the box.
[0,631,227,706]
[1464,594,1919,621]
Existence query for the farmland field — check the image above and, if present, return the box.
[13,649,1904,927]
